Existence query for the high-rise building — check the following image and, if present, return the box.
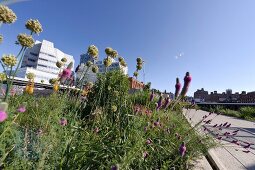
[13,40,74,83]
[76,53,128,85]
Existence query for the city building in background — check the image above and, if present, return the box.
[76,53,128,84]
[194,88,255,103]
[12,40,74,83]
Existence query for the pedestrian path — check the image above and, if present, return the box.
[184,109,255,170]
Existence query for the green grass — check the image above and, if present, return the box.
[201,106,255,121]
[0,71,214,169]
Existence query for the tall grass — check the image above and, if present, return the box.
[0,70,215,169]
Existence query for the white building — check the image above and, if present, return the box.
[14,40,74,83]
[76,53,128,85]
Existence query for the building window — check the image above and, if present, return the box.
[39,58,48,61]
[28,58,36,62]
[38,64,47,67]
[30,52,38,56]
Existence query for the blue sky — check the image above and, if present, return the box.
[0,0,255,96]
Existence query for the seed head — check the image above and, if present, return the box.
[0,5,17,24]
[25,19,43,34]
[17,33,34,48]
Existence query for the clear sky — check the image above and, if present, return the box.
[1,0,255,96]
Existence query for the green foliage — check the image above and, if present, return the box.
[129,90,150,106]
[144,82,151,91]
[83,70,131,130]
[0,70,214,169]
[239,107,255,120]
[200,105,255,121]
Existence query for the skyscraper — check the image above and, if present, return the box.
[14,40,75,83]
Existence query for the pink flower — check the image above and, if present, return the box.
[59,118,67,126]
[163,97,171,109]
[17,105,26,113]
[94,127,99,133]
[217,136,222,140]
[0,111,7,122]
[179,142,186,157]
[175,78,181,99]
[156,96,163,110]
[225,123,231,128]
[149,91,154,101]
[111,165,118,170]
[232,130,239,133]
[154,118,160,126]
[213,124,217,127]
[146,138,152,145]
[60,68,72,83]
[143,151,149,158]
[180,72,192,97]
[223,122,228,127]
[62,68,72,78]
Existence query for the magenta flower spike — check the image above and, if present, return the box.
[143,151,149,159]
[0,110,7,122]
[146,138,152,145]
[60,62,73,83]
[174,78,181,99]
[156,95,163,110]
[154,118,160,126]
[163,97,171,109]
[17,105,26,113]
[179,142,186,157]
[180,72,192,97]
[232,130,239,133]
[223,122,228,127]
[225,123,231,128]
[149,91,154,101]
[59,118,68,126]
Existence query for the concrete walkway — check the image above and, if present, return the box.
[184,109,255,170]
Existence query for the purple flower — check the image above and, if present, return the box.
[156,95,163,110]
[180,72,192,97]
[225,123,231,128]
[0,111,7,122]
[154,118,160,126]
[60,68,72,83]
[143,151,149,158]
[59,118,67,126]
[163,97,171,109]
[223,122,228,127]
[111,165,119,170]
[232,130,239,133]
[146,138,152,145]
[149,91,154,101]
[62,68,72,78]
[175,78,181,99]
[94,127,99,133]
[17,105,26,113]
[179,142,186,157]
